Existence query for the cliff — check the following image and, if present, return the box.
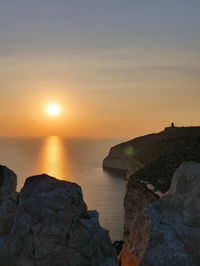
[124,130,200,237]
[119,162,200,266]
[103,126,200,238]
[0,165,117,266]
[103,126,200,172]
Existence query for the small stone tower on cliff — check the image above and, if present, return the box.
[171,122,175,128]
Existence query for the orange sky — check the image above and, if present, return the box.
[0,1,200,137]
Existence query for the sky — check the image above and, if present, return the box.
[0,0,200,137]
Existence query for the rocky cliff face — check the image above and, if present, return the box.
[0,165,117,266]
[103,126,200,238]
[124,132,200,237]
[103,126,200,172]
[124,178,159,238]
[120,162,200,266]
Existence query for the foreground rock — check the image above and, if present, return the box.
[0,166,117,266]
[0,166,18,237]
[120,162,200,266]
[0,165,17,197]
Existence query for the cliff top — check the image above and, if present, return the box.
[112,126,200,152]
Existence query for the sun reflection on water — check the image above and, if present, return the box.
[37,136,71,181]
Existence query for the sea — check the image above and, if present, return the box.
[0,136,127,240]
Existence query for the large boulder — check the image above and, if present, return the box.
[119,162,200,266]
[0,167,117,266]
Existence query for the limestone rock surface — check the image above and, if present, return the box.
[124,178,159,238]
[120,162,200,266]
[0,166,117,266]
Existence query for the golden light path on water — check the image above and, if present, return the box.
[37,136,72,181]
[0,136,126,240]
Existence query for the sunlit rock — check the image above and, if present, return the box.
[119,162,200,266]
[124,177,159,238]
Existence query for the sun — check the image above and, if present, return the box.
[46,103,61,116]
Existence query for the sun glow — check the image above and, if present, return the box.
[46,103,61,116]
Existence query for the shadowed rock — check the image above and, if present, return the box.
[119,162,200,266]
[0,165,18,237]
[0,169,117,266]
[0,165,17,198]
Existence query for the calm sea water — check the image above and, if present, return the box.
[0,136,126,240]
